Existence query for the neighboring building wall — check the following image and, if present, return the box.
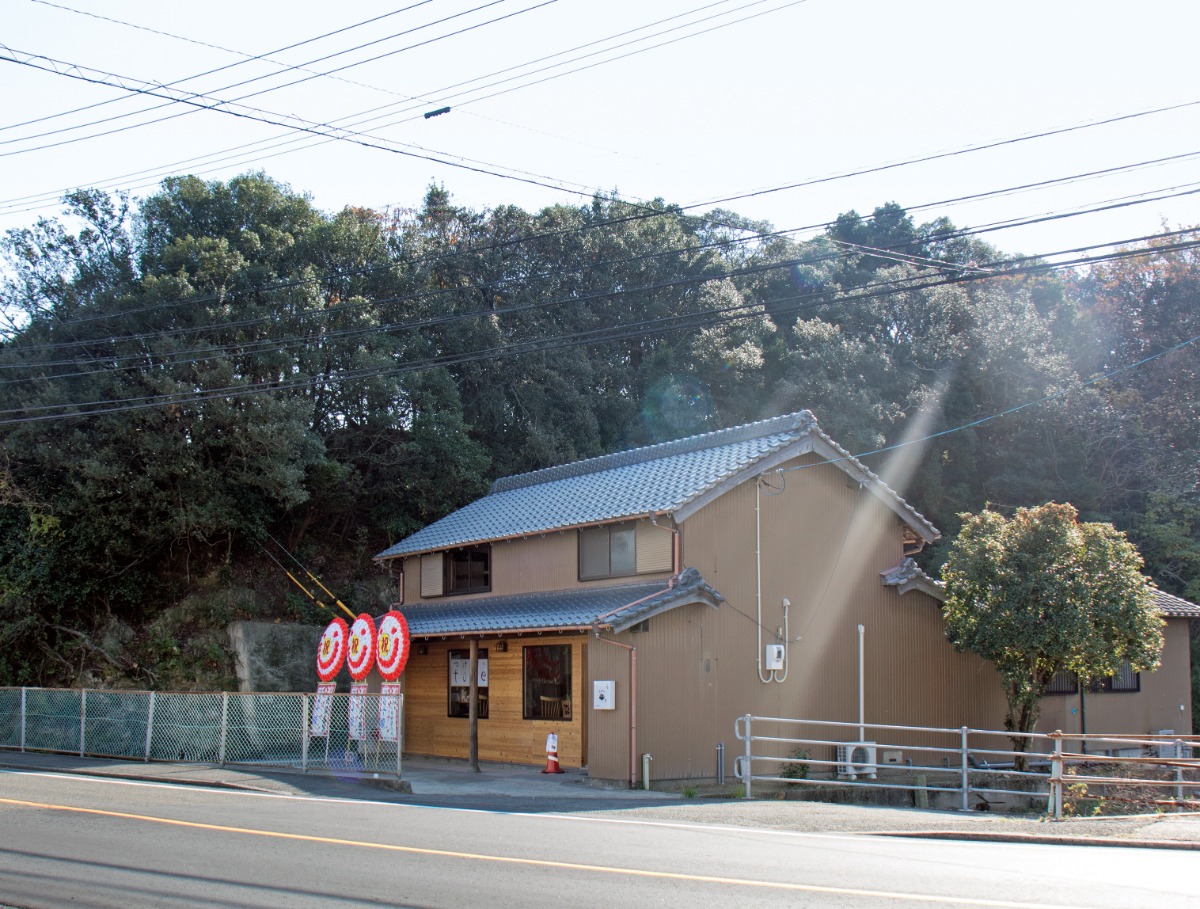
[400,635,587,767]
[1036,618,1194,740]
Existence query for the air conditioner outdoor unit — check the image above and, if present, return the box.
[1154,731,1193,760]
[836,742,877,780]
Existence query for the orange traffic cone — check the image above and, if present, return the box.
[541,732,564,774]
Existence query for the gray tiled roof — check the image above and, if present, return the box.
[376,410,937,559]
[1153,588,1200,618]
[399,568,723,636]
[880,558,944,600]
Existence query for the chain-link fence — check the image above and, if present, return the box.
[0,687,404,778]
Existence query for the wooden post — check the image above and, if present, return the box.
[468,638,480,772]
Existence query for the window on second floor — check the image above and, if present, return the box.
[1045,662,1140,695]
[579,524,636,580]
[421,544,491,597]
[446,544,490,594]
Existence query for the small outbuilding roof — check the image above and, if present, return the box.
[398,567,724,637]
[1152,588,1200,619]
[375,410,938,560]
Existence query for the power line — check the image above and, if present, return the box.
[2,230,1196,425]
[0,0,793,214]
[0,26,598,198]
[3,0,439,134]
[782,331,1200,485]
[0,1,535,149]
[7,169,1197,371]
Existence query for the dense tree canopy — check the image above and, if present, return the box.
[0,173,1196,693]
[942,503,1164,761]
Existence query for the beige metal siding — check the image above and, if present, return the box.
[597,453,1015,783]
[420,553,443,598]
[401,531,676,605]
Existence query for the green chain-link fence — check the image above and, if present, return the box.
[0,687,403,778]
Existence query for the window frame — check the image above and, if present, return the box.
[443,544,491,596]
[522,644,572,721]
[578,523,637,581]
[447,648,489,718]
[1045,664,1141,696]
[1100,662,1141,693]
[1046,670,1078,695]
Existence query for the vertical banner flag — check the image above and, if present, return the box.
[311,681,336,736]
[348,681,368,740]
[379,682,402,742]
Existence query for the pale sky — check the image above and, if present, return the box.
[3,0,1199,261]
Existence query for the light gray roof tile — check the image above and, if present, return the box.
[399,568,723,636]
[375,410,937,560]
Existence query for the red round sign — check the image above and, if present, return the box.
[315,618,349,682]
[346,613,377,681]
[376,610,411,681]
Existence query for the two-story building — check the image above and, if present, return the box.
[373,410,1195,786]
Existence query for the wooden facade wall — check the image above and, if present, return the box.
[399,635,587,767]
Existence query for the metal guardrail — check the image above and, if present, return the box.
[734,715,1200,817]
[0,687,404,779]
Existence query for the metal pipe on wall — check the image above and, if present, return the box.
[596,633,638,788]
[858,624,865,741]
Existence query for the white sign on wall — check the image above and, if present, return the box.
[593,680,615,710]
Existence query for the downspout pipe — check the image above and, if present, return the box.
[756,479,772,684]
[594,627,638,789]
[648,513,680,587]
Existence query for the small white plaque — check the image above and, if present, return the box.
[593,680,615,710]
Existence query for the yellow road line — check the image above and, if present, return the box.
[0,797,1100,909]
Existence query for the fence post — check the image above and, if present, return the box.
[1049,731,1063,820]
[144,691,156,762]
[395,693,404,779]
[19,688,27,753]
[79,689,87,758]
[960,726,970,811]
[1175,740,1185,812]
[218,693,229,766]
[301,695,309,774]
[743,714,753,800]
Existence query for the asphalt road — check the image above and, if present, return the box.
[1,770,1196,909]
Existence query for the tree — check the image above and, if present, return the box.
[941,503,1164,764]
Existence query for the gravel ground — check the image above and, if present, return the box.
[591,797,1200,846]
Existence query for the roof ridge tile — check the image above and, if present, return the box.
[491,410,815,494]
